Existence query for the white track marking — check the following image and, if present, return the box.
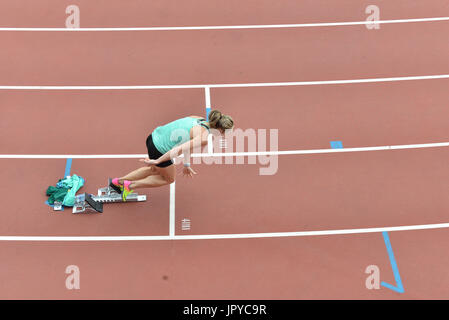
[204,86,211,107]
[1,16,448,31]
[169,182,176,237]
[1,142,448,159]
[1,222,449,241]
[204,86,214,154]
[0,154,148,159]
[1,74,449,90]
[207,135,214,154]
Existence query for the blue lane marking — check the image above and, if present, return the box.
[330,141,343,149]
[206,107,211,119]
[45,158,72,210]
[64,158,72,178]
[381,231,405,293]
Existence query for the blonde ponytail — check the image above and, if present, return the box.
[208,109,234,131]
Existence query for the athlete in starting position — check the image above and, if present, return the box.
[110,109,234,201]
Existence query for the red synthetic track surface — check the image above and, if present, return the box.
[0,1,448,299]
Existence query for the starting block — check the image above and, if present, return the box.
[53,201,63,211]
[72,178,147,213]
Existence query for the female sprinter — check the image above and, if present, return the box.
[110,110,234,201]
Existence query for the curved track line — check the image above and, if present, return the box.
[1,222,449,241]
[2,74,449,90]
[1,142,448,159]
[1,16,448,31]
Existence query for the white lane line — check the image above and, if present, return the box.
[1,16,449,31]
[1,74,449,90]
[204,86,211,108]
[169,182,176,237]
[1,222,449,241]
[1,141,448,159]
[204,86,214,154]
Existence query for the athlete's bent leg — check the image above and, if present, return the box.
[128,165,175,189]
[118,166,158,184]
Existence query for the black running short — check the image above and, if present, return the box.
[146,134,173,168]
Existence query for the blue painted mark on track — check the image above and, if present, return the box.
[206,107,211,119]
[381,231,404,293]
[64,158,72,178]
[330,141,343,149]
[328,140,403,293]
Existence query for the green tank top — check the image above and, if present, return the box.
[152,117,209,154]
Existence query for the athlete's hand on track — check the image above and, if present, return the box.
[139,157,160,166]
[182,166,197,178]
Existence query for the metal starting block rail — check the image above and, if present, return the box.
[72,178,147,213]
